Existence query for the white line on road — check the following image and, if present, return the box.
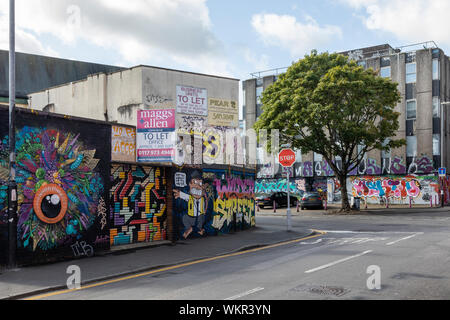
[321,230,420,235]
[386,233,423,246]
[305,250,373,274]
[224,287,265,300]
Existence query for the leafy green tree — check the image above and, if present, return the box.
[254,50,405,211]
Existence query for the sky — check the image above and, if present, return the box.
[1,0,450,109]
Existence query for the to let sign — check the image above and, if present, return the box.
[137,109,176,163]
[279,149,296,167]
[176,85,208,116]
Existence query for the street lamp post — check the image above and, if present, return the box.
[8,0,17,269]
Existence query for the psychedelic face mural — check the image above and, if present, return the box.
[15,127,105,252]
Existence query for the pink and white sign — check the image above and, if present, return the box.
[176,85,208,116]
[137,109,176,163]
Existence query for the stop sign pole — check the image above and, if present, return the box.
[279,149,296,232]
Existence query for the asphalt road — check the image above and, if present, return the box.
[29,208,450,300]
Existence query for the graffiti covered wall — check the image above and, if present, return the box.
[173,166,255,240]
[110,164,167,246]
[259,156,437,179]
[3,110,112,264]
[255,178,328,198]
[350,175,440,205]
[0,110,7,264]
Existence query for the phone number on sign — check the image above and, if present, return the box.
[138,149,174,157]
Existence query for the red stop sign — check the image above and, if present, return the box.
[279,149,296,167]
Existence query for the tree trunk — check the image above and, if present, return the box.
[339,175,351,211]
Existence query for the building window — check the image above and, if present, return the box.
[296,150,302,163]
[382,138,391,159]
[433,97,441,118]
[433,59,440,80]
[432,49,440,59]
[433,134,441,156]
[406,52,416,63]
[381,57,391,67]
[380,67,391,78]
[256,104,263,118]
[406,62,416,83]
[406,100,417,120]
[256,78,263,87]
[256,86,263,105]
[314,152,323,162]
[358,60,366,69]
[406,136,417,157]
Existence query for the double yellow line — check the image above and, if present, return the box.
[26,230,326,300]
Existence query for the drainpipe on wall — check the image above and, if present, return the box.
[103,74,109,122]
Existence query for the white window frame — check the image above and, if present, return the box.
[406,136,417,158]
[433,59,440,80]
[406,99,417,120]
[406,62,417,84]
[380,66,391,78]
[433,96,441,118]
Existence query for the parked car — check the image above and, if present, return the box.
[300,192,324,210]
[256,192,298,209]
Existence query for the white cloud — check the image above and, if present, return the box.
[0,12,58,56]
[341,0,450,47]
[243,48,270,71]
[251,13,342,57]
[0,0,234,77]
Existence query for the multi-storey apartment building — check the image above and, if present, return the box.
[244,42,450,205]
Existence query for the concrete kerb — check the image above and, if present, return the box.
[257,205,450,217]
[1,228,317,300]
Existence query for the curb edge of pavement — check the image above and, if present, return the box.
[1,229,316,300]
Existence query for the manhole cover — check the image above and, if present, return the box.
[292,285,350,297]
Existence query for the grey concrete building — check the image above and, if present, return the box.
[29,65,240,166]
[0,50,124,107]
[244,42,450,178]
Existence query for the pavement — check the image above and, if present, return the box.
[0,221,314,300]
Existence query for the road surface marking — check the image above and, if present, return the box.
[386,233,423,246]
[24,230,327,300]
[322,230,419,235]
[300,239,323,245]
[305,250,373,274]
[225,287,265,300]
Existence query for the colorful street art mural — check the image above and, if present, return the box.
[173,167,255,240]
[255,178,328,198]
[327,178,342,203]
[0,109,111,265]
[14,126,105,253]
[260,156,436,179]
[350,176,440,204]
[0,117,7,264]
[110,164,167,246]
[0,135,8,224]
[255,179,299,195]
